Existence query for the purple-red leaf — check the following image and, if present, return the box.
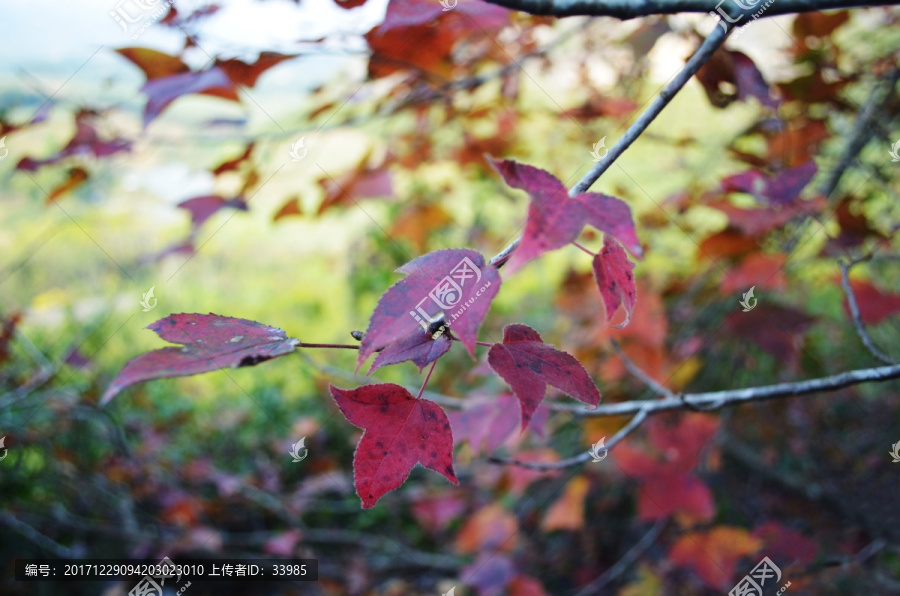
[141,67,237,126]
[488,157,641,272]
[102,313,299,405]
[721,161,817,206]
[358,248,500,368]
[368,327,452,373]
[487,324,600,428]
[329,383,458,508]
[178,195,248,229]
[592,237,637,327]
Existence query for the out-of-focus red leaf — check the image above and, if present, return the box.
[507,576,548,596]
[504,448,560,495]
[616,414,719,522]
[696,48,779,109]
[721,161,817,206]
[263,529,302,557]
[461,552,516,596]
[273,196,303,221]
[366,0,509,78]
[330,383,458,508]
[448,393,549,455]
[213,142,254,175]
[726,304,815,365]
[358,248,501,366]
[217,53,294,87]
[0,312,22,367]
[843,280,900,325]
[707,195,826,236]
[390,204,453,250]
[488,157,641,273]
[178,195,248,229]
[317,164,392,215]
[115,47,190,80]
[720,254,787,295]
[336,0,368,8]
[669,527,763,589]
[592,237,637,328]
[141,67,238,126]
[542,475,590,531]
[456,504,518,553]
[102,313,300,404]
[17,110,131,171]
[488,324,600,429]
[411,493,466,533]
[753,522,817,565]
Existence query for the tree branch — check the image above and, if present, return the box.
[483,0,900,21]
[839,258,894,365]
[610,338,675,399]
[489,362,900,468]
[489,22,732,272]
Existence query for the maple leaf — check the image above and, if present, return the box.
[721,161,818,206]
[358,248,501,368]
[17,110,131,171]
[448,393,550,455]
[615,414,719,522]
[488,324,600,429]
[488,157,641,274]
[329,383,458,508]
[669,527,763,588]
[101,313,299,404]
[842,279,900,325]
[541,475,590,532]
[178,195,248,230]
[592,237,637,327]
[368,326,452,373]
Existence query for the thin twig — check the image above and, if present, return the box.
[489,404,651,469]
[483,0,900,20]
[610,338,675,399]
[574,519,668,595]
[489,23,732,271]
[838,259,894,365]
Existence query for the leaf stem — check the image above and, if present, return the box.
[298,342,360,350]
[572,241,596,256]
[475,341,494,347]
[416,361,438,399]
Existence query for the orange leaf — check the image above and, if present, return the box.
[542,476,590,532]
[669,527,762,588]
[456,504,518,554]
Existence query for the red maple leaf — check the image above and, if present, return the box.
[488,324,600,428]
[330,383,458,508]
[358,248,501,368]
[102,313,299,404]
[487,157,641,274]
[721,161,817,206]
[592,237,637,327]
[615,413,719,522]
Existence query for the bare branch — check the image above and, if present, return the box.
[483,0,900,21]
[573,519,668,595]
[488,404,651,469]
[610,338,675,399]
[839,259,894,365]
[489,24,732,270]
